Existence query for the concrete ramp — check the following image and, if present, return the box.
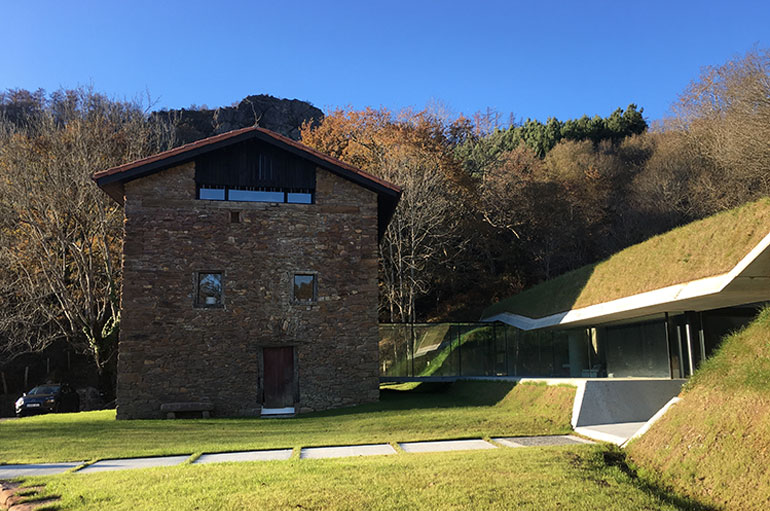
[572,379,685,428]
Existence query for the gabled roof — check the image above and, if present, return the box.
[482,198,770,330]
[92,127,401,236]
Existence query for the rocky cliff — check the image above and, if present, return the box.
[152,94,324,144]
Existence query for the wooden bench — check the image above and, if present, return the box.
[160,402,214,419]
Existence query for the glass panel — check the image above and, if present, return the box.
[379,324,412,377]
[287,192,313,204]
[229,189,285,202]
[197,273,222,306]
[458,324,496,376]
[293,274,315,302]
[604,321,670,377]
[412,324,457,376]
[199,187,225,200]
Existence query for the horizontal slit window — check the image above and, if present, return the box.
[228,189,285,203]
[197,185,314,204]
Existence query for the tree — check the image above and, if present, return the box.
[0,87,169,373]
[667,47,770,213]
[302,108,471,322]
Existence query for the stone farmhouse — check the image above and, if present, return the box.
[93,127,400,419]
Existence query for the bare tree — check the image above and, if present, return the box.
[668,48,770,213]
[0,87,170,372]
[379,145,462,323]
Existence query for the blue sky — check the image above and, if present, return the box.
[2,1,768,124]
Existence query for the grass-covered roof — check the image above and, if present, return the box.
[482,198,770,320]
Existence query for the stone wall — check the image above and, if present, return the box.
[117,162,380,419]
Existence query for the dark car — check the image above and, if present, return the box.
[15,384,80,417]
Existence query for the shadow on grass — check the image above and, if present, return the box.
[304,381,519,419]
[579,449,719,511]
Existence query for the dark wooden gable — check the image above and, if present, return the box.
[195,138,316,190]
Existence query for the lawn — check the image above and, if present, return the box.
[20,446,711,511]
[0,381,574,464]
[483,197,770,319]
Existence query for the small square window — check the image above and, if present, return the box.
[196,272,223,308]
[230,211,240,223]
[293,274,317,303]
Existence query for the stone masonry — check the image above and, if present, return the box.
[117,161,380,419]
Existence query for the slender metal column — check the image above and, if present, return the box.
[664,313,673,379]
[685,322,695,377]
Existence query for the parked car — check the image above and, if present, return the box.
[15,384,80,417]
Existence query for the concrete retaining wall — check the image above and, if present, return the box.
[572,379,685,427]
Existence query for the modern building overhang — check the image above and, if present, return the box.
[484,230,770,331]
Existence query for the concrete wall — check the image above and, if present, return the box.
[572,379,685,427]
[117,161,380,419]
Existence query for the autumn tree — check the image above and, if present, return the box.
[302,108,472,322]
[0,87,170,373]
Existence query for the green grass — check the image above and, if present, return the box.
[626,306,770,510]
[483,197,770,319]
[21,446,711,511]
[0,382,574,464]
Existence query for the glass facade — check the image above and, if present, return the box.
[379,323,572,378]
[378,306,761,379]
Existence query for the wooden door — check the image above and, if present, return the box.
[263,347,295,408]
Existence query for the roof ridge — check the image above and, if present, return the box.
[91,126,401,195]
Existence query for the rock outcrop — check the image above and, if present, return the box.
[152,94,324,145]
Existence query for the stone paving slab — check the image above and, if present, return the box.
[195,449,293,464]
[399,439,496,453]
[0,462,81,478]
[77,455,190,473]
[493,435,595,448]
[300,444,396,459]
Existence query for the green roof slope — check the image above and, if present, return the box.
[483,198,770,320]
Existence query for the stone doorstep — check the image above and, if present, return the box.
[0,481,60,511]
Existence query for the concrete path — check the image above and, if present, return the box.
[493,435,595,448]
[0,463,81,478]
[574,422,647,445]
[301,444,396,459]
[399,439,496,453]
[79,455,190,473]
[0,435,593,479]
[196,449,293,464]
